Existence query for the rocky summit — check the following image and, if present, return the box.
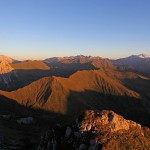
[37,110,150,150]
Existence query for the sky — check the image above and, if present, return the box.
[0,0,150,60]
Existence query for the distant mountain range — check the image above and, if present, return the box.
[0,53,150,149]
[0,55,115,91]
[44,55,114,69]
[0,53,149,90]
[111,54,150,76]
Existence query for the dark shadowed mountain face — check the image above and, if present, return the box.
[111,54,150,77]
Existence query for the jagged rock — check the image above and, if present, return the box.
[79,110,142,134]
[37,110,150,150]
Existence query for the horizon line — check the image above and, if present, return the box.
[0,53,149,61]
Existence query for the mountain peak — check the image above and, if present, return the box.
[0,55,15,74]
[138,53,150,58]
[0,55,14,63]
[0,61,14,74]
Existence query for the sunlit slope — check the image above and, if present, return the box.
[0,70,140,113]
[11,60,50,70]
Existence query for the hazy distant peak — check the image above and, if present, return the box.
[45,55,103,62]
[122,54,150,60]
[138,54,150,58]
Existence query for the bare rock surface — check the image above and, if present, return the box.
[37,110,150,150]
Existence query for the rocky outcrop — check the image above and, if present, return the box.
[79,110,142,133]
[37,110,150,150]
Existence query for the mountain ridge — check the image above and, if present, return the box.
[0,69,140,111]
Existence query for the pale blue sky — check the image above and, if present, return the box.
[0,0,150,60]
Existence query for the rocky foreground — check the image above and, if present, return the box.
[37,110,150,150]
